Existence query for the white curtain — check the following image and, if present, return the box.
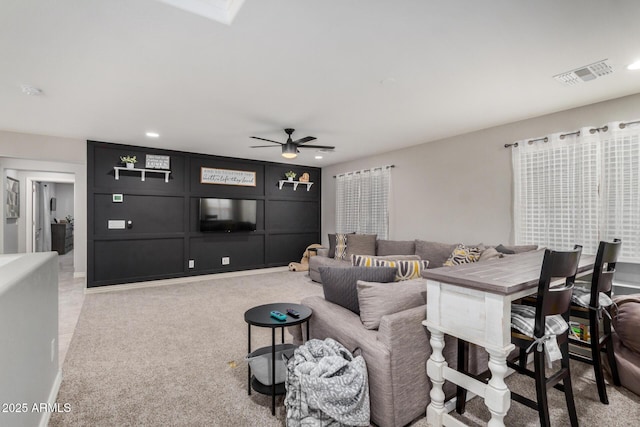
[512,121,640,262]
[336,166,391,239]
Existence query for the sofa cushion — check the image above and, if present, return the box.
[319,266,397,314]
[443,244,482,266]
[414,240,460,268]
[495,244,538,254]
[376,240,416,256]
[357,279,427,330]
[351,255,429,281]
[345,234,377,259]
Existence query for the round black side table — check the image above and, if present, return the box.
[244,302,312,416]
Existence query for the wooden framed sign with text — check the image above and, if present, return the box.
[200,167,256,187]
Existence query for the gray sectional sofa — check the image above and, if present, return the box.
[294,237,537,426]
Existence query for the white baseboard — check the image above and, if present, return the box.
[85,266,290,294]
[39,369,63,427]
[73,272,86,278]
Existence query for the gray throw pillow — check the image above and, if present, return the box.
[414,240,460,268]
[494,244,515,254]
[319,266,397,314]
[357,279,427,330]
[328,232,354,258]
[376,240,416,256]
[345,234,377,259]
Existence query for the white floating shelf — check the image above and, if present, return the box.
[114,166,171,183]
[278,180,313,191]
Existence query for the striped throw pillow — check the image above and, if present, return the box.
[443,244,482,266]
[352,255,429,281]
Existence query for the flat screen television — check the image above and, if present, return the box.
[199,198,257,232]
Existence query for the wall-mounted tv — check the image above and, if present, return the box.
[199,198,257,232]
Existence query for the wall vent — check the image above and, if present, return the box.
[553,59,613,86]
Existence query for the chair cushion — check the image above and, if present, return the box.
[570,285,613,308]
[511,304,569,338]
[319,266,397,314]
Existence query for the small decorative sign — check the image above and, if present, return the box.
[145,155,171,170]
[200,167,256,187]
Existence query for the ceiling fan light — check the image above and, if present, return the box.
[282,143,297,159]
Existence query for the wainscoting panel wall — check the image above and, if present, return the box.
[87,141,321,287]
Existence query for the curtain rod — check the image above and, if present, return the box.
[504,119,639,148]
[333,164,395,178]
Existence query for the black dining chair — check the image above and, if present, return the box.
[568,239,621,404]
[457,246,582,427]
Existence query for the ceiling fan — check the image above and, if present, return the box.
[250,128,335,159]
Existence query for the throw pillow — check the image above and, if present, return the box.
[479,247,503,262]
[319,266,397,314]
[357,279,427,330]
[443,244,482,266]
[351,255,429,281]
[345,234,377,259]
[376,240,416,256]
[414,240,460,268]
[328,232,354,258]
[494,244,516,254]
[334,233,350,260]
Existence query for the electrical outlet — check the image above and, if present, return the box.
[222,256,230,265]
[188,259,195,269]
[51,338,56,362]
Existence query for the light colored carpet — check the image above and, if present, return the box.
[50,271,640,426]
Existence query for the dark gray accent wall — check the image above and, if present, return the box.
[87,141,320,287]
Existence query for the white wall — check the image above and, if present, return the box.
[0,131,86,276]
[0,252,60,427]
[321,92,640,247]
[53,183,74,221]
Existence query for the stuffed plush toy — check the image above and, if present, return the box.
[299,172,310,182]
[289,243,323,271]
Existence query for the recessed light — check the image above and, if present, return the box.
[21,84,43,96]
[315,155,323,160]
[627,60,640,70]
[146,132,160,138]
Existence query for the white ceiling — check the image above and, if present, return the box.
[2,0,640,166]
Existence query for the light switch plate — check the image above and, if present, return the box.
[113,194,123,203]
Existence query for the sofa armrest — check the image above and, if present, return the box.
[317,247,329,257]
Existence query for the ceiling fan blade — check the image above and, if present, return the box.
[250,136,284,145]
[293,136,317,144]
[297,145,335,150]
[250,145,280,148]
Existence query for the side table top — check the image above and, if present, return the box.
[244,303,312,328]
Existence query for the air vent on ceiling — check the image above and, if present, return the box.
[553,59,613,86]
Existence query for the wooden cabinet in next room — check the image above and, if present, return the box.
[51,223,73,255]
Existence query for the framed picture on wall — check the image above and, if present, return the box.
[6,177,19,219]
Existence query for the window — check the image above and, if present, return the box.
[513,121,640,262]
[335,166,391,239]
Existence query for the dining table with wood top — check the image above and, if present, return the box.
[421,249,595,427]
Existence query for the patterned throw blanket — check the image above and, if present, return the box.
[284,338,370,426]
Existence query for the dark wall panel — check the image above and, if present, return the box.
[266,200,319,231]
[94,194,185,236]
[92,143,186,193]
[267,233,320,265]
[88,141,320,287]
[189,234,264,271]
[93,238,184,283]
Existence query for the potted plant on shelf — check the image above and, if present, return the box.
[120,155,137,169]
[285,171,296,181]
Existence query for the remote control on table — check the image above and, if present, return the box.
[270,310,287,321]
[286,308,300,318]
